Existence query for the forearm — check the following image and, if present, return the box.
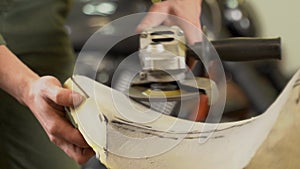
[0,45,39,104]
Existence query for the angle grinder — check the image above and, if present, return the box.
[125,26,281,121]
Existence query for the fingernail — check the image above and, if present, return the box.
[72,92,84,106]
[136,25,142,33]
[136,23,147,33]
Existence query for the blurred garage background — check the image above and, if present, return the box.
[250,0,300,77]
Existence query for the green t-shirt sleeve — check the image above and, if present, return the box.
[0,34,6,45]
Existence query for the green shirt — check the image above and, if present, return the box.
[0,34,5,45]
[0,0,75,80]
[0,1,80,169]
[0,0,73,54]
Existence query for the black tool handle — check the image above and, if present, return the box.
[187,37,281,61]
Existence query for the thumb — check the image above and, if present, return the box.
[56,88,84,107]
[52,89,84,107]
[42,78,84,107]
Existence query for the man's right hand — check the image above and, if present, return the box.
[137,0,203,45]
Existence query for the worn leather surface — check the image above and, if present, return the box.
[247,74,300,169]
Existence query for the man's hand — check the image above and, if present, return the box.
[0,45,94,164]
[137,0,202,44]
[23,76,95,164]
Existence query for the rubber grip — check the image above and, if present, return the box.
[187,37,281,61]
